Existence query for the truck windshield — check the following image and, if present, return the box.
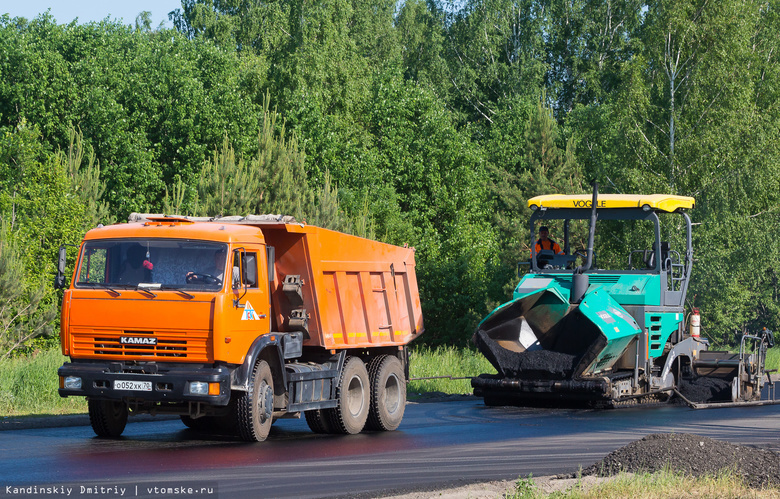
[75,239,229,291]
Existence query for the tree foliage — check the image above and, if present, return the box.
[3,0,780,350]
[0,122,94,355]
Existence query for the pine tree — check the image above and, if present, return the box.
[62,127,111,226]
[0,226,55,359]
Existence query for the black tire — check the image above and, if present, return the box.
[180,415,218,432]
[236,360,274,442]
[326,356,370,434]
[88,399,128,438]
[366,355,406,431]
[483,395,505,407]
[304,409,335,434]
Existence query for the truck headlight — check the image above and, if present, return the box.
[64,376,82,389]
[188,381,208,395]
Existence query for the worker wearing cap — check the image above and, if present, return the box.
[535,226,563,255]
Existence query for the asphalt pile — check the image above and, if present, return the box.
[474,329,577,379]
[676,377,732,403]
[578,433,780,488]
[508,350,576,379]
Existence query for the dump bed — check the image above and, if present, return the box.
[260,223,424,349]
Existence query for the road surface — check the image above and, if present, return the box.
[1,398,778,498]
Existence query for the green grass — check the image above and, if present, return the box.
[0,349,86,416]
[407,345,496,396]
[507,470,780,498]
[765,347,779,373]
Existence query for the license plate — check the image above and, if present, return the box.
[114,380,152,391]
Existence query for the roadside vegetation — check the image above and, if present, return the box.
[408,346,496,396]
[0,348,85,416]
[508,470,780,499]
[766,347,779,375]
[4,345,775,417]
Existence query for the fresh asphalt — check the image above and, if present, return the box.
[1,396,779,498]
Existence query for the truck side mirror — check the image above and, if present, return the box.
[244,254,257,287]
[54,246,67,289]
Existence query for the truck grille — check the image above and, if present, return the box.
[70,329,211,362]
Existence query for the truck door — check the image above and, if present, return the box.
[224,246,271,360]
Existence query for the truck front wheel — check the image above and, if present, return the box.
[327,356,370,434]
[180,415,217,432]
[236,360,274,442]
[366,355,406,431]
[88,399,128,438]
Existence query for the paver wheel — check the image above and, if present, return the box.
[88,399,128,438]
[327,357,370,434]
[236,360,274,442]
[366,355,406,431]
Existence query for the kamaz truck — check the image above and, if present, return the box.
[472,185,775,408]
[56,214,424,440]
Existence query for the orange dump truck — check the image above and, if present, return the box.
[55,214,424,441]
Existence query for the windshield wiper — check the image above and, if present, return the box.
[135,283,159,298]
[160,285,195,299]
[78,282,122,296]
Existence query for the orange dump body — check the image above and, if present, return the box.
[263,224,424,349]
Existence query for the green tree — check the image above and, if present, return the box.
[62,127,111,226]
[0,122,90,354]
[395,0,447,84]
[569,0,780,341]
[0,225,55,359]
[0,14,268,219]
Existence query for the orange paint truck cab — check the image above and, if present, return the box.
[56,214,424,441]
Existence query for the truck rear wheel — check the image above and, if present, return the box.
[236,360,274,442]
[88,399,128,438]
[327,356,370,434]
[305,409,335,434]
[366,355,406,431]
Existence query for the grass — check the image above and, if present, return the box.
[765,346,779,373]
[407,345,496,396]
[0,349,86,417]
[507,470,780,499]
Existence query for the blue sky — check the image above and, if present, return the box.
[2,1,184,28]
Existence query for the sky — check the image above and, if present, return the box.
[2,1,185,28]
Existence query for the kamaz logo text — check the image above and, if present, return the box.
[120,336,157,345]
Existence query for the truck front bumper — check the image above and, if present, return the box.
[58,361,232,406]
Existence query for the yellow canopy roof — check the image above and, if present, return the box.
[527,194,695,212]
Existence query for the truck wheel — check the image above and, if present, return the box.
[236,360,274,442]
[366,355,406,431]
[88,399,128,438]
[180,415,217,432]
[327,356,370,434]
[305,409,335,434]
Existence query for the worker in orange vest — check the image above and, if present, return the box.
[535,226,563,255]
